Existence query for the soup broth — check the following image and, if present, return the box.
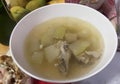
[24,17,104,80]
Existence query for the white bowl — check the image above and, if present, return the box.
[10,3,118,83]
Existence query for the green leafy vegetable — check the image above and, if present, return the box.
[0,1,2,11]
[0,6,16,45]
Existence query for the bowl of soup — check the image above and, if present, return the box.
[10,3,118,83]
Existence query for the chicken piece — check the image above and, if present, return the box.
[76,53,90,64]
[85,51,101,58]
[55,41,71,75]
[74,51,102,64]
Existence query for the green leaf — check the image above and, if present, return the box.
[0,4,2,8]
[0,1,3,11]
[0,7,16,45]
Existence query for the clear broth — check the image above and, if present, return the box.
[24,17,104,80]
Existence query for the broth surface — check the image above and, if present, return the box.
[24,17,104,80]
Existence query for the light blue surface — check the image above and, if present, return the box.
[73,52,120,84]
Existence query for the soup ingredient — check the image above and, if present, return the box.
[55,41,71,75]
[53,27,66,40]
[78,29,91,38]
[76,51,101,64]
[24,17,104,80]
[41,26,66,46]
[26,0,46,11]
[41,28,55,47]
[44,43,60,63]
[10,6,29,21]
[77,53,90,64]
[69,40,90,56]
[65,33,77,43]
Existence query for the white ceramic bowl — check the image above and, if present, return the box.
[10,3,118,83]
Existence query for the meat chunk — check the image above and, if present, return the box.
[55,41,71,75]
[74,51,101,64]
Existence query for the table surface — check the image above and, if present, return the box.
[0,43,9,56]
[73,52,120,84]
